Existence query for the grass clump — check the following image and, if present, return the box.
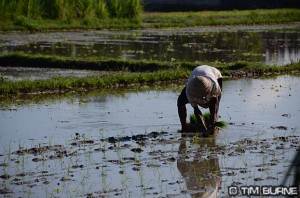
[190,113,227,128]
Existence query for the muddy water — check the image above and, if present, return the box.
[0,75,299,197]
[1,25,300,66]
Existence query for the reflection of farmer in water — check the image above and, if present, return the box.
[177,137,221,197]
[177,65,223,135]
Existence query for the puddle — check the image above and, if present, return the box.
[0,75,299,197]
[1,25,300,66]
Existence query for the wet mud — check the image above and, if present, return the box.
[0,130,299,197]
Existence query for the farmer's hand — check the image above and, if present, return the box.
[203,124,217,137]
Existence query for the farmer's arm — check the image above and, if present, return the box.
[209,77,222,124]
[177,86,189,132]
[218,78,222,91]
[209,97,219,124]
[216,78,222,119]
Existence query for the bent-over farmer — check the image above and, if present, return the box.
[177,65,222,135]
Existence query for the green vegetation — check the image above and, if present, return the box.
[0,0,143,30]
[142,9,300,28]
[0,69,188,95]
[0,53,175,72]
[1,54,299,96]
[189,113,227,128]
[0,7,299,31]
[2,53,300,74]
[189,113,199,125]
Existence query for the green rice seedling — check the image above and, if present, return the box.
[236,144,244,153]
[121,172,130,190]
[189,112,227,128]
[189,113,198,125]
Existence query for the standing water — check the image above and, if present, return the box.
[0,75,299,197]
[0,25,300,66]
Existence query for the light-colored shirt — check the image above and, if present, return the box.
[186,65,222,108]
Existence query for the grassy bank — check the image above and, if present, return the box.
[0,53,173,72]
[0,69,188,95]
[0,0,142,31]
[0,9,299,31]
[142,9,300,28]
[1,54,300,96]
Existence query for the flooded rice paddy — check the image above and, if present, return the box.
[0,66,106,81]
[1,24,300,66]
[0,75,299,197]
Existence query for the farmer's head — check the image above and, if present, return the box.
[186,76,213,103]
